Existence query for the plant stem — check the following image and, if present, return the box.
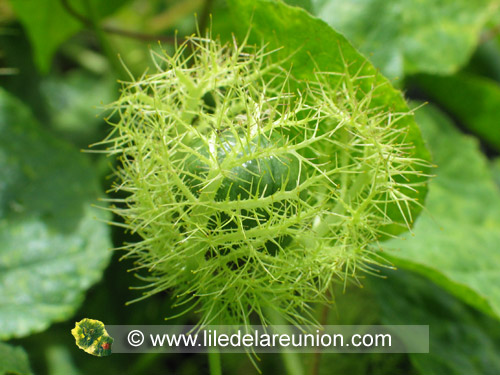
[80,0,126,78]
[208,347,222,375]
[61,0,176,43]
[310,289,332,375]
[264,307,304,375]
[281,347,305,375]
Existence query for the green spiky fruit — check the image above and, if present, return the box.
[184,132,301,201]
[99,35,429,326]
[183,131,302,255]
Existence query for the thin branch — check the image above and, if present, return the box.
[80,0,124,76]
[61,0,88,23]
[100,25,176,44]
[60,0,176,43]
[310,289,332,375]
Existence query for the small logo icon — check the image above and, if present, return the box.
[127,329,145,347]
[71,318,113,357]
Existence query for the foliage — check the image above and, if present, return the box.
[0,89,112,340]
[1,0,500,374]
[413,73,500,151]
[8,0,129,72]
[309,0,500,79]
[384,103,500,319]
[371,269,500,375]
[0,342,32,375]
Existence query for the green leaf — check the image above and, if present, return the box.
[310,0,499,78]
[466,40,500,83]
[8,0,80,73]
[415,72,500,152]
[8,0,129,73]
[225,0,431,236]
[40,71,117,147]
[0,88,112,339]
[0,342,32,375]
[384,103,500,319]
[371,269,500,375]
[284,0,313,12]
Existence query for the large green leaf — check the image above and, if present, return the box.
[415,72,500,152]
[8,0,80,73]
[284,0,313,12]
[384,104,500,319]
[40,70,116,147]
[0,89,112,339]
[225,0,431,236]
[371,269,500,375]
[0,342,32,375]
[310,0,499,78]
[8,0,129,73]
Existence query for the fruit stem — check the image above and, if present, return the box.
[208,347,222,375]
[264,307,305,375]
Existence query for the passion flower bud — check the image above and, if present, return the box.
[98,35,429,326]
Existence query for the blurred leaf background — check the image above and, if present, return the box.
[1,0,500,374]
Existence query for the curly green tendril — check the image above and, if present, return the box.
[98,34,428,326]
